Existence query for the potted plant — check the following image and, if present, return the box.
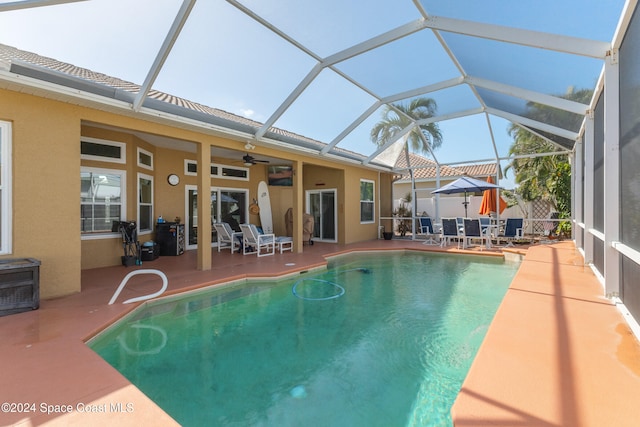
[556,220,572,240]
[393,193,413,237]
[380,221,394,240]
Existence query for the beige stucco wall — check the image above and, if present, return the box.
[303,165,344,242]
[1,86,394,298]
[78,126,279,269]
[268,185,294,236]
[0,89,81,298]
[379,172,394,233]
[344,167,380,243]
[302,165,389,244]
[80,127,150,269]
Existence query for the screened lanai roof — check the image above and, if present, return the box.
[0,0,628,177]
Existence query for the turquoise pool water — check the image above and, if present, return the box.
[89,252,519,426]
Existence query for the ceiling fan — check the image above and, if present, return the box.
[242,153,269,166]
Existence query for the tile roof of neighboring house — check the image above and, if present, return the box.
[394,151,499,182]
[456,162,499,178]
[0,43,365,161]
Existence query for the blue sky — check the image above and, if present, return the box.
[0,0,626,189]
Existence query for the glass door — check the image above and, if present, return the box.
[185,186,204,250]
[306,189,337,242]
[185,186,248,250]
[217,189,247,233]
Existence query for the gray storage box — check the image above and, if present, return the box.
[0,258,40,316]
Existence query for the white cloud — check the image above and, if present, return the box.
[240,109,255,118]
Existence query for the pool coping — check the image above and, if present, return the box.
[1,240,637,426]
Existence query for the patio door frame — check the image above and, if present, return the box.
[305,188,338,243]
[184,185,248,250]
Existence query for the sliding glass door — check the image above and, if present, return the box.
[185,186,248,250]
[306,189,337,242]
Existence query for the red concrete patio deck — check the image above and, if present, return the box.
[452,241,640,426]
[0,239,638,426]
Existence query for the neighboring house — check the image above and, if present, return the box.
[393,152,500,205]
[0,44,395,299]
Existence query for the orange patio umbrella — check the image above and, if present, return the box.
[479,176,507,215]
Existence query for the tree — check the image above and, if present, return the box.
[370,97,442,154]
[505,87,592,217]
[505,132,570,210]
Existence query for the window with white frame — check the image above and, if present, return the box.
[137,147,153,170]
[138,173,153,233]
[184,159,249,181]
[0,121,12,254]
[81,167,126,236]
[184,159,198,176]
[80,137,126,164]
[360,179,375,223]
[218,164,249,180]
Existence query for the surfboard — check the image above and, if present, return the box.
[257,180,273,234]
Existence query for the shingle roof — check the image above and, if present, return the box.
[394,152,499,182]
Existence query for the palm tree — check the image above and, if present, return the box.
[505,131,567,208]
[506,87,592,224]
[370,97,442,154]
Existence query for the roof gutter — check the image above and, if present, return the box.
[2,60,395,173]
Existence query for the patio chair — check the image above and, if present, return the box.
[213,222,242,253]
[479,217,491,235]
[240,224,275,257]
[462,218,487,250]
[440,218,461,248]
[418,217,440,245]
[498,218,524,247]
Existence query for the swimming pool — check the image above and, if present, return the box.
[89,251,519,426]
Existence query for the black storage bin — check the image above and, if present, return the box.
[0,258,40,316]
[141,242,159,261]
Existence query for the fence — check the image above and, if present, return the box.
[383,196,566,239]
